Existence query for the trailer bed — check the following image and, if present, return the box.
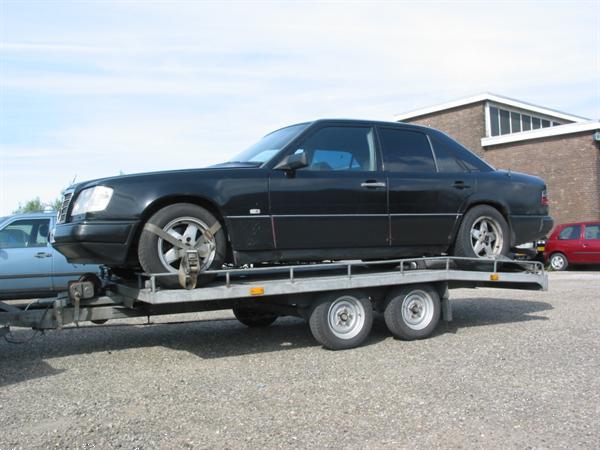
[0,256,548,349]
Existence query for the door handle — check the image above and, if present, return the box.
[361,181,386,188]
[34,252,52,258]
[453,181,471,189]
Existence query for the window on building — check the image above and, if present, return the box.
[499,109,510,135]
[489,107,500,136]
[488,105,563,137]
[510,112,521,133]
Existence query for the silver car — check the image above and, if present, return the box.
[0,212,100,299]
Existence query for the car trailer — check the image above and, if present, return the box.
[0,256,548,350]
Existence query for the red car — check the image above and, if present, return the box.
[544,222,600,270]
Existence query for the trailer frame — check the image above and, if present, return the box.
[0,256,547,349]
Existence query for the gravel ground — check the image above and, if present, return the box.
[1,272,599,449]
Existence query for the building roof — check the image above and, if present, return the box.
[394,92,590,123]
[481,120,600,147]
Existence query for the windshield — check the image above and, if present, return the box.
[228,123,310,164]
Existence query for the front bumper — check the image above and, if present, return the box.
[509,215,554,246]
[52,220,138,265]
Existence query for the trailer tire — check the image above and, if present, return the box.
[233,305,277,327]
[138,203,226,289]
[309,291,373,350]
[384,284,440,340]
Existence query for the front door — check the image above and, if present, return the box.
[0,217,53,296]
[269,125,388,250]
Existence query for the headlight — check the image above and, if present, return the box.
[71,186,114,215]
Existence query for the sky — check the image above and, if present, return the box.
[0,0,599,215]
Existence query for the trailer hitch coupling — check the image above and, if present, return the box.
[68,281,96,302]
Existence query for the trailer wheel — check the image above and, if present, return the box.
[384,284,440,340]
[232,305,277,327]
[309,291,373,350]
[91,319,108,325]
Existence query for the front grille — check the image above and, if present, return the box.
[57,190,74,223]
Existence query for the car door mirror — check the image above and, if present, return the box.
[274,151,308,171]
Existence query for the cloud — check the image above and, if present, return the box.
[0,0,599,214]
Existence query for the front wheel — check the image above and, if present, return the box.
[549,252,568,271]
[138,203,227,289]
[453,205,510,260]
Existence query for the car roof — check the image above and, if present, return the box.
[0,211,56,226]
[557,221,600,227]
[305,118,433,133]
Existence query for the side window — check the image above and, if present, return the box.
[299,126,376,172]
[429,132,492,172]
[379,128,435,173]
[558,225,581,240]
[0,219,50,249]
[429,134,466,173]
[584,224,600,240]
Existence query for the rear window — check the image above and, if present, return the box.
[428,131,493,172]
[379,128,435,173]
[584,224,600,240]
[558,225,581,240]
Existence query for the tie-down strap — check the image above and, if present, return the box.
[143,220,222,289]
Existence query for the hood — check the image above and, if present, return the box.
[68,163,261,192]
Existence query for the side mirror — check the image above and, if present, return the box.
[274,151,308,171]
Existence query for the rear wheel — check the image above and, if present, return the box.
[454,205,510,261]
[308,291,373,350]
[384,284,441,340]
[138,203,226,289]
[549,252,568,271]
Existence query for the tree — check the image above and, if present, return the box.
[13,196,63,214]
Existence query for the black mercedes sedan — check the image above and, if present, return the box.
[52,119,553,287]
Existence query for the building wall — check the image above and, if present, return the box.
[484,133,600,226]
[402,105,600,227]
[402,102,487,157]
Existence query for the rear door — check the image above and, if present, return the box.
[269,124,388,250]
[581,223,600,263]
[0,217,53,296]
[379,127,471,248]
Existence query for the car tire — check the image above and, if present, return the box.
[384,284,441,340]
[232,305,278,327]
[549,252,568,271]
[453,205,510,262]
[308,291,373,350]
[138,203,226,289]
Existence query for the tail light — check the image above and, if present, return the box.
[541,190,549,206]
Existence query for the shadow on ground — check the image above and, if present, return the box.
[0,297,553,387]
